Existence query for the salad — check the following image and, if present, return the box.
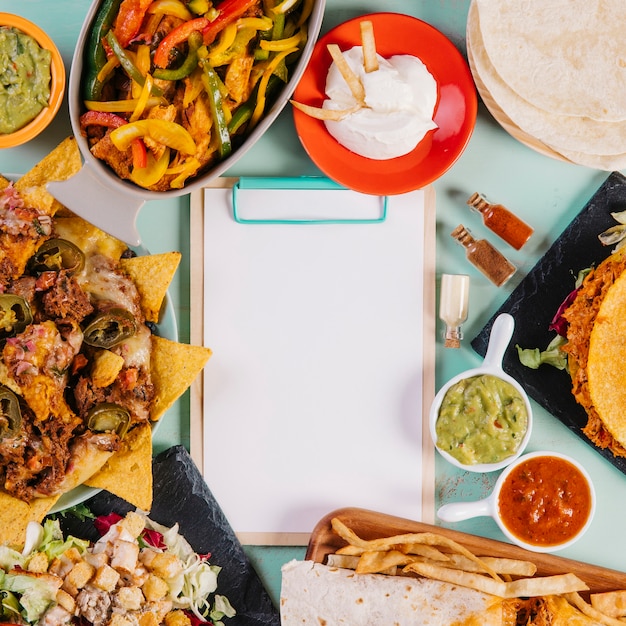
[0,510,235,626]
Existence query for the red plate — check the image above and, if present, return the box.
[293,12,477,195]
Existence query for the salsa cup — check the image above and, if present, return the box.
[0,13,65,148]
[429,313,533,472]
[437,451,597,553]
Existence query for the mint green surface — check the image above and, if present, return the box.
[1,0,625,609]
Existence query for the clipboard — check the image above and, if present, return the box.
[190,177,436,544]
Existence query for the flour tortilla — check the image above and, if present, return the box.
[280,560,504,625]
[475,0,626,123]
[587,269,626,449]
[467,2,626,160]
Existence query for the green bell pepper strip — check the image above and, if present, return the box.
[201,64,232,158]
[227,73,281,134]
[153,31,204,81]
[82,0,123,101]
[104,31,162,96]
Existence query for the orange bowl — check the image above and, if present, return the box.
[0,13,65,148]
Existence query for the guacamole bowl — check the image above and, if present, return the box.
[0,13,65,148]
[429,313,533,473]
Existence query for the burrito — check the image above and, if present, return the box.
[280,560,508,625]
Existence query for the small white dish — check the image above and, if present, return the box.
[437,450,596,552]
[429,313,533,472]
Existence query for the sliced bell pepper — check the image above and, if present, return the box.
[201,64,232,158]
[105,31,162,95]
[259,30,302,51]
[188,0,210,14]
[153,31,204,80]
[129,73,154,120]
[79,110,127,130]
[83,0,123,100]
[131,137,148,168]
[202,0,258,46]
[146,0,192,20]
[84,96,165,112]
[153,17,210,68]
[113,0,153,48]
[110,119,197,155]
[130,147,171,187]
[206,21,238,60]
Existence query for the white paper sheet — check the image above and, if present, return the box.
[201,184,431,541]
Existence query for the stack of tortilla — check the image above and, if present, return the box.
[466,0,626,169]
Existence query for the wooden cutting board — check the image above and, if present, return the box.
[306,507,626,594]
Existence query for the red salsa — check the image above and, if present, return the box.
[497,455,592,547]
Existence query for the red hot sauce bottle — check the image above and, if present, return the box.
[467,192,534,250]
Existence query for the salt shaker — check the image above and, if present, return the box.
[467,192,534,250]
[439,274,469,348]
[450,224,516,287]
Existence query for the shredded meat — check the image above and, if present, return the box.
[563,250,626,456]
[41,271,94,322]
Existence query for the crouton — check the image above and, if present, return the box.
[27,552,49,574]
[142,573,169,601]
[138,613,160,626]
[92,563,121,592]
[118,511,146,539]
[56,588,76,613]
[65,560,95,592]
[111,539,139,573]
[165,610,192,626]
[114,585,144,611]
[107,615,134,626]
[145,552,182,579]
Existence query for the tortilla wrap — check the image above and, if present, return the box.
[475,0,626,122]
[467,3,626,166]
[280,560,505,625]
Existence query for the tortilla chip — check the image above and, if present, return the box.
[0,492,59,546]
[150,336,212,421]
[53,214,128,261]
[119,252,181,323]
[15,137,81,215]
[85,423,153,511]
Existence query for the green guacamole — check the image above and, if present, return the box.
[0,26,52,134]
[436,374,528,465]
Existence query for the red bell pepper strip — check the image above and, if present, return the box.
[113,0,153,48]
[131,137,148,168]
[202,0,258,47]
[79,110,127,131]
[153,17,209,68]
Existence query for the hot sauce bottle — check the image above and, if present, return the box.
[467,192,534,250]
[451,224,516,287]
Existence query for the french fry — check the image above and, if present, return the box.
[360,20,379,73]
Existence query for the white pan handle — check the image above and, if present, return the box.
[437,497,494,523]
[47,164,145,247]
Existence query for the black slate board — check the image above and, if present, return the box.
[471,171,626,476]
[54,446,280,626]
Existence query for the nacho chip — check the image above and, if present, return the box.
[14,136,81,216]
[91,349,125,387]
[85,422,153,511]
[150,336,212,421]
[119,251,181,323]
[0,492,59,546]
[53,214,128,261]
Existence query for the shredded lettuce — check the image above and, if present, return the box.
[516,334,569,371]
[37,519,89,560]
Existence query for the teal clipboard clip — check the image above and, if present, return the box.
[231,176,388,224]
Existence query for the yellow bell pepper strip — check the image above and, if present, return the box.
[153,17,210,68]
[295,0,313,28]
[188,0,210,14]
[96,55,120,84]
[113,0,153,48]
[165,157,202,188]
[105,31,163,96]
[201,64,232,158]
[237,16,273,31]
[84,96,165,112]
[130,147,171,187]
[153,31,203,81]
[110,119,197,155]
[250,46,297,126]
[129,74,154,120]
[131,137,148,168]
[227,73,280,134]
[207,22,238,60]
[83,0,123,100]
[202,0,259,46]
[259,29,302,51]
[146,0,192,21]
[272,0,299,13]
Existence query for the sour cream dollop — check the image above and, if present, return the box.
[322,46,438,160]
